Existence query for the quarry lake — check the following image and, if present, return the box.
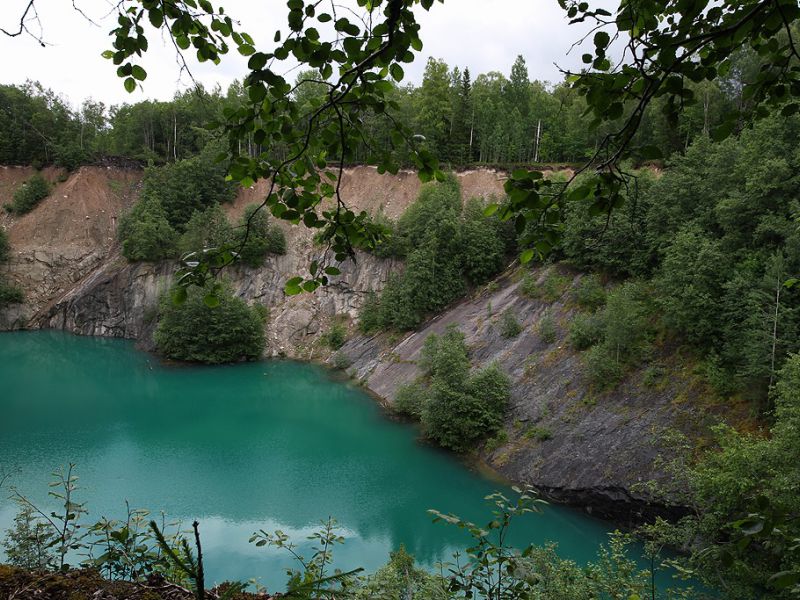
[1,330,636,590]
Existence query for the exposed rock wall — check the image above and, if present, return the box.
[338,267,718,522]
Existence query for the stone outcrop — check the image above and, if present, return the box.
[338,267,715,522]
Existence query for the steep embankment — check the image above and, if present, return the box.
[0,165,505,354]
[0,165,717,521]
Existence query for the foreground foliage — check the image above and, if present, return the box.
[643,353,800,599]
[2,469,701,600]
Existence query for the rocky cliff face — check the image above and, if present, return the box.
[0,164,714,522]
[338,267,721,522]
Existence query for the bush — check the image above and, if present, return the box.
[584,344,624,389]
[602,281,653,361]
[461,198,507,284]
[177,204,234,256]
[419,327,510,452]
[538,313,557,343]
[358,291,384,334]
[264,222,287,255]
[2,504,56,570]
[0,228,9,263]
[141,141,237,230]
[485,430,508,452]
[236,204,286,267]
[5,174,50,215]
[419,326,470,383]
[499,310,523,338]
[364,208,404,258]
[524,426,552,441]
[573,274,606,309]
[520,270,569,302]
[358,177,510,332]
[569,313,605,350]
[321,322,347,350]
[118,194,179,262]
[394,381,428,419]
[154,286,266,363]
[330,351,352,370]
[0,280,24,307]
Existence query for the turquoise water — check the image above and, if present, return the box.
[0,330,637,591]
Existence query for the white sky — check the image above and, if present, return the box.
[0,0,600,109]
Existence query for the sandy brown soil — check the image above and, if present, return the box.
[0,166,141,254]
[225,165,508,221]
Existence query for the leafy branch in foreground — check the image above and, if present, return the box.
[249,517,364,598]
[103,0,446,299]
[150,520,214,600]
[429,487,546,600]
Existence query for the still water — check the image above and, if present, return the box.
[1,330,629,590]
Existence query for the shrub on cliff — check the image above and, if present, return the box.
[177,203,234,257]
[5,173,50,215]
[235,204,286,267]
[0,280,24,308]
[141,141,237,230]
[409,326,511,452]
[154,286,266,364]
[0,228,9,263]
[118,194,178,262]
[358,177,512,332]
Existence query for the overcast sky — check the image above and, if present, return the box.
[0,0,600,108]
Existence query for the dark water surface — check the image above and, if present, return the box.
[0,330,647,590]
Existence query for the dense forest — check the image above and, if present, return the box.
[0,50,754,170]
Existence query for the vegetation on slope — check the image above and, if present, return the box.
[117,145,285,265]
[557,112,800,405]
[359,176,512,331]
[394,325,510,452]
[154,285,267,364]
[0,229,23,309]
[3,173,50,216]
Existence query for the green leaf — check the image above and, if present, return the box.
[131,65,147,81]
[123,77,136,93]
[285,276,304,295]
[171,287,188,305]
[769,571,800,590]
[594,31,610,49]
[520,248,535,264]
[390,63,404,82]
[203,293,220,308]
[483,203,499,217]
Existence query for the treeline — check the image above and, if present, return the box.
[0,81,232,168]
[0,48,758,170]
